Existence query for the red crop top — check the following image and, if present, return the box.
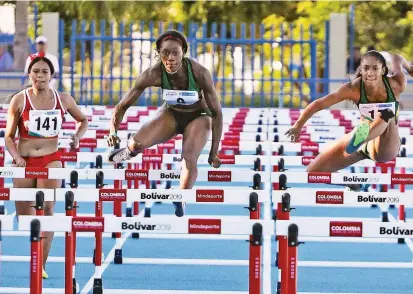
[18,88,65,139]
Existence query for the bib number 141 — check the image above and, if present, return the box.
[35,117,58,131]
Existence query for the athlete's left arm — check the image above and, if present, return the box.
[61,93,88,139]
[199,67,223,156]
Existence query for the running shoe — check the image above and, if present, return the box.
[42,267,48,279]
[345,122,370,154]
[107,147,135,163]
[173,202,185,217]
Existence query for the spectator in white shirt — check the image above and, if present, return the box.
[24,36,59,89]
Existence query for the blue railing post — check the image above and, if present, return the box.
[99,20,106,106]
[324,20,330,97]
[70,21,76,99]
[90,21,96,106]
[80,20,86,105]
[310,25,317,102]
[349,4,355,73]
[58,19,64,92]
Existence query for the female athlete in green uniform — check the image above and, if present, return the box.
[106,30,223,216]
[285,51,407,173]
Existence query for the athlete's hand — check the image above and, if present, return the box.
[69,134,80,149]
[13,156,26,167]
[285,126,301,142]
[208,153,221,168]
[107,133,121,147]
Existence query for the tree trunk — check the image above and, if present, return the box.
[13,1,29,71]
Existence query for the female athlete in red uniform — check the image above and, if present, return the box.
[5,52,88,278]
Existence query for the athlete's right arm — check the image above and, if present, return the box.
[293,82,357,129]
[398,54,413,77]
[5,94,25,166]
[109,68,155,138]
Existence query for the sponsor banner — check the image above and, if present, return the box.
[159,172,180,180]
[25,168,48,179]
[219,155,236,164]
[301,144,319,153]
[315,191,343,204]
[72,217,104,232]
[355,192,399,205]
[379,225,413,237]
[308,172,331,184]
[125,169,148,181]
[330,221,362,237]
[391,174,413,185]
[79,139,97,148]
[139,191,183,201]
[60,152,78,162]
[142,155,163,163]
[99,189,127,202]
[331,173,390,185]
[208,171,232,182]
[96,130,109,138]
[0,188,10,200]
[120,220,172,231]
[0,169,14,178]
[188,219,221,234]
[302,156,316,166]
[196,190,224,203]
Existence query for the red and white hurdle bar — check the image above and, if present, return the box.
[272,171,413,223]
[0,188,270,293]
[275,216,413,294]
[0,167,270,183]
[17,212,274,294]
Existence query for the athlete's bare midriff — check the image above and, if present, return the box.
[17,137,59,157]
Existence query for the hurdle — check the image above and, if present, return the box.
[275,216,413,294]
[19,211,274,294]
[272,171,412,223]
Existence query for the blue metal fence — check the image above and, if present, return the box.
[64,20,327,107]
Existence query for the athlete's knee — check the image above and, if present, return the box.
[181,154,198,171]
[379,109,395,123]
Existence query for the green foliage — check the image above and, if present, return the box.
[28,1,413,107]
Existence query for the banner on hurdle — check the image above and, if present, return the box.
[56,188,270,204]
[271,172,413,185]
[18,215,275,235]
[276,220,413,238]
[272,189,411,206]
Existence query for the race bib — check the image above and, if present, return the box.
[162,89,199,105]
[27,110,62,138]
[359,102,395,121]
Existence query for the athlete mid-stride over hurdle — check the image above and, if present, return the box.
[285,51,408,190]
[106,30,223,217]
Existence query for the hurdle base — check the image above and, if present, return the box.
[93,278,103,294]
[126,207,132,217]
[381,212,389,222]
[132,232,140,239]
[0,205,4,215]
[389,205,395,209]
[371,204,378,208]
[276,281,281,294]
[93,250,104,265]
[73,278,78,294]
[398,238,405,244]
[144,207,151,217]
[111,232,121,238]
[114,249,123,264]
